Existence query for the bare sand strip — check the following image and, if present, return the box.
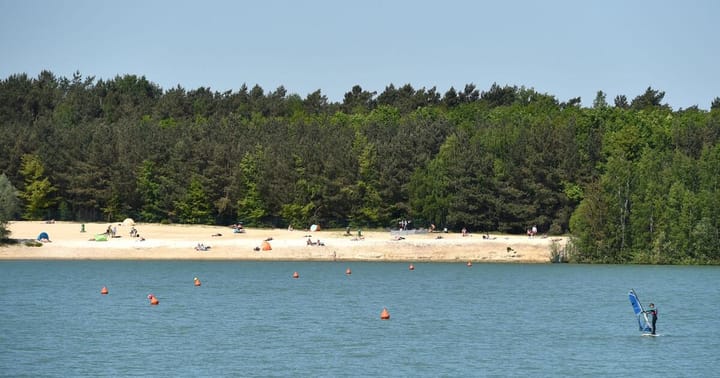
[0,221,566,263]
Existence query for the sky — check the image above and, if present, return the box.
[1,0,718,109]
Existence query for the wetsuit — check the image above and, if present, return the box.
[646,307,658,334]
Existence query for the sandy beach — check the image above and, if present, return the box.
[0,221,566,263]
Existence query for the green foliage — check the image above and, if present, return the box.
[549,240,569,263]
[409,157,451,227]
[280,202,314,229]
[136,160,165,222]
[563,181,583,202]
[570,108,720,264]
[349,130,383,225]
[631,87,670,110]
[2,71,720,263]
[236,148,267,226]
[0,173,20,220]
[0,173,20,239]
[176,176,214,224]
[19,154,57,220]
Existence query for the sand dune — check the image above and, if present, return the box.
[0,221,566,263]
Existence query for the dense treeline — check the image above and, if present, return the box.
[1,71,720,264]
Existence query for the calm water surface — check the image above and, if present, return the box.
[0,261,717,377]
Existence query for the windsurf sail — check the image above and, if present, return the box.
[629,289,652,333]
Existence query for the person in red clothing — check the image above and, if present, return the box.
[644,303,658,334]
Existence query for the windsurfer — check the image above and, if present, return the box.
[644,303,658,334]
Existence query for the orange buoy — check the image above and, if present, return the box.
[148,294,159,305]
[380,307,390,320]
[194,277,201,286]
[100,286,109,295]
[292,271,299,279]
[467,261,473,267]
[409,264,415,271]
[345,268,352,275]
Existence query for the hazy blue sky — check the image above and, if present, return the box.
[1,0,718,109]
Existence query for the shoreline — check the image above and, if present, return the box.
[0,221,566,263]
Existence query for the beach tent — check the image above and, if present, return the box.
[261,240,272,251]
[122,218,135,226]
[37,232,50,241]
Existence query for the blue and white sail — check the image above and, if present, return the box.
[628,289,652,333]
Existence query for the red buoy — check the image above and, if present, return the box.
[380,307,390,320]
[100,286,109,295]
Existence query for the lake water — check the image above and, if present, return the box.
[0,261,717,377]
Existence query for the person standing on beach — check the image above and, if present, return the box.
[644,303,658,334]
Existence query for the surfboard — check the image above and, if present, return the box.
[642,333,660,337]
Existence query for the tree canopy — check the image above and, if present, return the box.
[1,71,719,263]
